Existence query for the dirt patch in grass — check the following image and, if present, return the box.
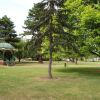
[34,76,61,81]
[34,76,81,83]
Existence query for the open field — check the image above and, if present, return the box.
[0,61,100,100]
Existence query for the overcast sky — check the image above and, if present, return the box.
[0,0,42,34]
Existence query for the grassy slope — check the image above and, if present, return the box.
[0,62,100,100]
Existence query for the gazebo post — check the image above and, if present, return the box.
[2,48,5,65]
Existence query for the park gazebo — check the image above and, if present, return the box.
[0,42,16,65]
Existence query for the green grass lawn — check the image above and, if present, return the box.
[0,61,100,100]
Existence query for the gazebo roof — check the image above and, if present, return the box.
[0,42,15,50]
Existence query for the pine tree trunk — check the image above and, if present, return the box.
[48,2,54,78]
[48,33,53,79]
[48,49,53,78]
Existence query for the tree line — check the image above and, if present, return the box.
[0,0,100,78]
[24,0,100,78]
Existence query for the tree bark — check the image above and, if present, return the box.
[38,55,43,63]
[18,57,21,63]
[75,58,78,64]
[48,2,54,78]
[48,32,53,79]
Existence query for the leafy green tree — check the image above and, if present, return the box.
[15,40,26,62]
[24,37,43,63]
[64,0,100,58]
[79,4,100,57]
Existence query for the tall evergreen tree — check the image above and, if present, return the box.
[0,15,19,47]
[0,15,16,38]
[24,0,66,78]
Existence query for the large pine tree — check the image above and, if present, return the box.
[0,15,19,47]
[24,0,66,78]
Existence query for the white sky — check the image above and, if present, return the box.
[0,0,42,34]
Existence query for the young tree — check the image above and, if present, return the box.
[15,40,26,62]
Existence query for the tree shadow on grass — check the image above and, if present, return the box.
[55,67,100,77]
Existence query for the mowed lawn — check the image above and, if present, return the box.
[0,61,100,100]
